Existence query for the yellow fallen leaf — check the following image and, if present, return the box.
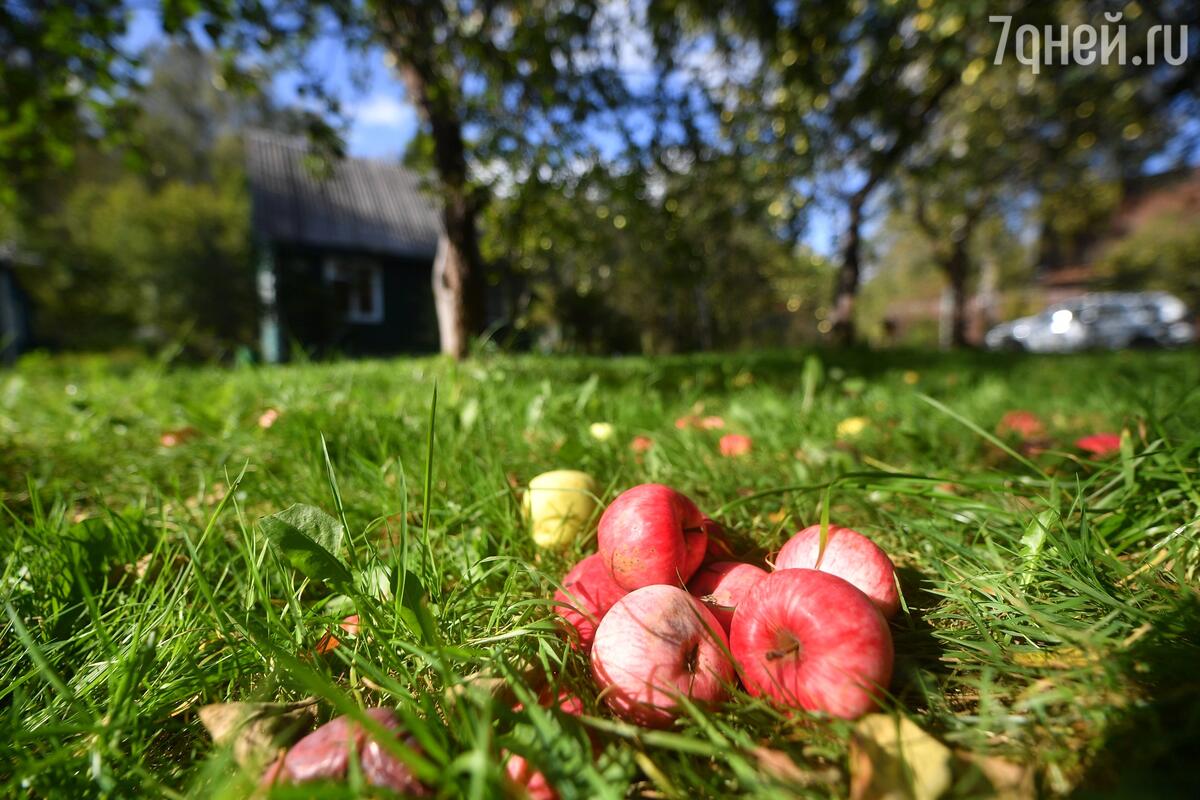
[522,470,599,549]
[850,714,953,800]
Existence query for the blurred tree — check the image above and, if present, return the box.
[134,41,308,185]
[661,0,977,344]
[1101,215,1200,311]
[13,42,286,357]
[366,2,636,359]
[39,174,254,356]
[876,0,1198,347]
[482,151,828,353]
[0,1,135,213]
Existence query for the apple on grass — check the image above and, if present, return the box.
[505,754,558,799]
[699,518,737,563]
[553,554,628,651]
[731,569,893,720]
[686,561,768,634]
[590,584,734,728]
[261,707,428,794]
[597,484,709,590]
[505,690,585,800]
[523,470,600,550]
[773,524,900,618]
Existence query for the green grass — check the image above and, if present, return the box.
[3,348,1200,798]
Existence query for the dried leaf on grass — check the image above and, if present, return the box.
[952,751,1035,800]
[850,714,1035,800]
[198,698,319,767]
[850,714,953,800]
[752,746,839,788]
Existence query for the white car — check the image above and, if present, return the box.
[985,292,1194,353]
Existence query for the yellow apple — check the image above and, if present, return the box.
[523,470,600,549]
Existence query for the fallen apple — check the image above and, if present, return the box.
[590,584,733,727]
[773,524,900,618]
[597,483,708,590]
[687,561,768,634]
[262,707,427,794]
[523,470,600,549]
[731,569,893,719]
[505,753,558,800]
[553,554,628,651]
[699,518,737,563]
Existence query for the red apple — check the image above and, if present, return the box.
[590,584,733,727]
[731,569,893,719]
[597,484,708,590]
[264,707,427,794]
[687,561,768,634]
[773,524,900,618]
[700,518,737,563]
[504,690,585,798]
[553,554,628,651]
[513,689,585,718]
[505,753,558,800]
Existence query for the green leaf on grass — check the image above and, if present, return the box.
[801,354,824,412]
[393,568,439,644]
[1019,509,1058,585]
[260,504,351,589]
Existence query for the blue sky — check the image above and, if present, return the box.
[125,7,419,159]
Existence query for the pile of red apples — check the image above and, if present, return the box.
[555,483,898,727]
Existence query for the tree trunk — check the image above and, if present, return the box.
[827,74,958,347]
[830,193,866,345]
[378,5,486,360]
[693,282,714,350]
[946,242,970,348]
[429,190,485,359]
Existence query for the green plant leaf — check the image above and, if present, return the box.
[260,504,351,589]
[393,568,439,644]
[801,354,823,412]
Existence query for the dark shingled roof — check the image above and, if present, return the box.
[245,130,441,259]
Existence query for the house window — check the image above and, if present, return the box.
[322,258,384,324]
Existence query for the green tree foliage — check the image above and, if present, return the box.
[12,43,274,358]
[59,176,253,355]
[865,0,1198,348]
[0,1,134,213]
[1101,215,1200,311]
[482,153,830,354]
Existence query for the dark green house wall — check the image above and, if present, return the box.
[0,260,33,366]
[272,243,439,359]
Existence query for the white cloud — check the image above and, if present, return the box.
[354,94,417,127]
[348,93,420,158]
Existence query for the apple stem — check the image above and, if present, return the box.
[765,641,801,661]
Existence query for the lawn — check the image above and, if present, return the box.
[3,349,1200,798]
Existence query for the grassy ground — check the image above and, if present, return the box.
[3,348,1200,798]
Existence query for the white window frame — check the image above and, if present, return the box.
[322,257,384,324]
